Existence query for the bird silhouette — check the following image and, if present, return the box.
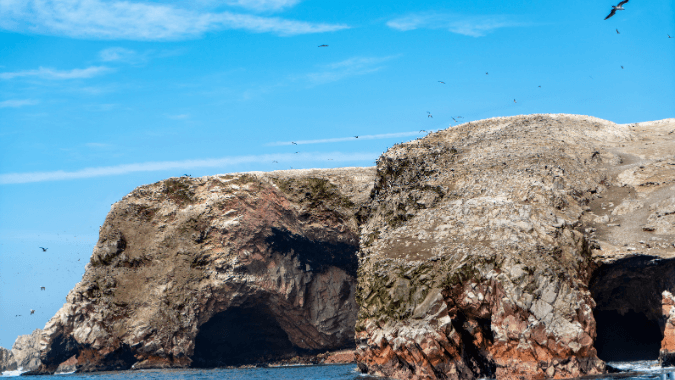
[427,112,433,118]
[668,35,672,38]
[452,117,458,122]
[419,130,427,133]
[40,287,45,291]
[485,72,489,75]
[605,0,629,20]
[291,142,297,145]
[39,247,47,252]
[616,29,620,34]
[514,99,517,103]
[318,44,328,47]
[438,81,445,84]
[621,65,624,69]
[30,310,35,315]
[272,160,278,163]
[354,136,359,138]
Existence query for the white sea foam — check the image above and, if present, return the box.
[0,368,27,377]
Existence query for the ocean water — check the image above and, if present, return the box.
[0,364,377,380]
[3,362,675,380]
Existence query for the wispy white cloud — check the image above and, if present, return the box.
[0,0,348,40]
[99,47,143,63]
[304,56,398,85]
[387,12,526,37]
[166,114,190,120]
[267,130,431,146]
[0,66,112,80]
[0,99,39,108]
[0,152,376,184]
[223,0,302,12]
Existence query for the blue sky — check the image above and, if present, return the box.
[0,0,673,347]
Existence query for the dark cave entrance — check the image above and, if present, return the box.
[192,303,299,367]
[590,256,675,362]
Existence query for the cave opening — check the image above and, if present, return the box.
[590,256,675,362]
[192,302,300,367]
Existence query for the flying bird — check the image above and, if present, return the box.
[538,85,541,88]
[272,160,278,163]
[485,72,489,75]
[419,130,427,133]
[616,29,620,34]
[514,99,517,103]
[668,35,672,38]
[354,136,359,138]
[291,142,297,145]
[452,117,458,123]
[318,44,328,47]
[605,0,629,20]
[621,65,624,69]
[427,112,433,118]
[30,310,35,315]
[438,81,445,84]
[39,247,47,252]
[40,287,45,291]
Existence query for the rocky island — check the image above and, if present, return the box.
[3,114,675,380]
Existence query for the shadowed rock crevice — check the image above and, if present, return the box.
[266,227,359,277]
[192,303,299,367]
[594,310,662,361]
[590,256,675,362]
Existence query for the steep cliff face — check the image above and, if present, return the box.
[35,168,375,373]
[0,329,43,373]
[355,115,675,380]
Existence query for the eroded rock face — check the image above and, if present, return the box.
[660,291,675,366]
[0,329,43,373]
[355,114,675,380]
[35,168,375,373]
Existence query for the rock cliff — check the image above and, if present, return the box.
[354,114,675,380]
[0,329,43,373]
[33,168,375,373]
[22,114,675,379]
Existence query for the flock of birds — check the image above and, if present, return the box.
[9,0,673,325]
[273,0,672,168]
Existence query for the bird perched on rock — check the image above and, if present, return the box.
[605,0,629,20]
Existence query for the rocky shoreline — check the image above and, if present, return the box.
[3,114,675,380]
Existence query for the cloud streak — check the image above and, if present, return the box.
[0,99,39,108]
[0,0,348,40]
[0,66,112,80]
[387,12,526,37]
[267,130,430,146]
[304,56,398,85]
[0,152,377,184]
[223,0,302,12]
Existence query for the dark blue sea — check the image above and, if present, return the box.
[1,364,376,380]
[4,361,675,380]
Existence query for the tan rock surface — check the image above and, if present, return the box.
[355,114,675,380]
[35,168,375,373]
[0,329,43,373]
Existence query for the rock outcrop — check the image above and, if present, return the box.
[34,168,375,373]
[355,115,675,380]
[0,329,43,373]
[27,114,675,378]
